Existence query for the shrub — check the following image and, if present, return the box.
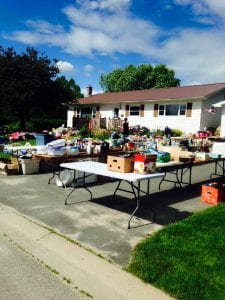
[171,128,183,137]
[79,126,92,138]
[92,129,110,141]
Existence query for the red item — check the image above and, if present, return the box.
[201,183,225,205]
[134,153,157,174]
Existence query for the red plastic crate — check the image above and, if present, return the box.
[201,183,225,205]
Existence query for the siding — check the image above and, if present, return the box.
[200,92,223,130]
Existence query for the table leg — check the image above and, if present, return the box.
[64,171,93,205]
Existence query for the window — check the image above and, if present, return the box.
[179,104,186,115]
[130,106,140,116]
[81,107,92,118]
[157,104,187,116]
[159,105,165,115]
[166,104,179,116]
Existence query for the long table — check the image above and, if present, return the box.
[156,157,225,189]
[34,150,125,184]
[60,161,164,229]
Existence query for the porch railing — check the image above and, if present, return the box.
[72,117,122,131]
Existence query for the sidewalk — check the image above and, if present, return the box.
[0,204,172,299]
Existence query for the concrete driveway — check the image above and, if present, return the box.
[0,163,215,267]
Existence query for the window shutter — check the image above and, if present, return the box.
[125,105,129,117]
[186,102,192,117]
[140,104,144,117]
[153,104,158,117]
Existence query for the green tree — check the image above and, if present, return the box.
[55,76,83,100]
[0,46,80,130]
[100,64,180,92]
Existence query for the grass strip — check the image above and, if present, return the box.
[126,204,225,300]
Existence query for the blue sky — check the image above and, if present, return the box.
[1,0,225,94]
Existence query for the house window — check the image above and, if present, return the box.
[157,104,187,116]
[179,104,187,115]
[166,104,179,116]
[81,107,92,118]
[130,106,140,116]
[159,105,165,115]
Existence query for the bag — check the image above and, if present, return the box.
[56,169,73,187]
[147,148,171,163]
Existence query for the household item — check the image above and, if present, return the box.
[107,155,134,173]
[201,183,225,205]
[65,146,79,156]
[134,153,157,174]
[47,146,66,156]
[36,145,48,155]
[35,134,55,145]
[47,139,66,147]
[20,158,40,175]
[211,142,225,156]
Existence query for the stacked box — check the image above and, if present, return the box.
[201,183,225,205]
[107,155,134,173]
[134,153,157,174]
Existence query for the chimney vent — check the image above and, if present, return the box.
[86,85,93,96]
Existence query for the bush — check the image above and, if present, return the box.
[92,129,110,141]
[171,128,183,137]
[79,126,92,138]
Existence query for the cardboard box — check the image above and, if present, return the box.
[107,155,134,173]
[0,162,20,175]
[134,153,157,174]
[201,183,225,205]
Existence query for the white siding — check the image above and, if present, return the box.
[98,101,202,134]
[220,106,225,137]
[67,110,75,128]
[200,93,223,130]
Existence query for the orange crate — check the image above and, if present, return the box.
[201,183,225,205]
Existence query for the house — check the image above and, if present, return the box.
[214,100,225,136]
[67,83,225,134]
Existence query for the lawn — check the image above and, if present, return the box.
[126,204,225,300]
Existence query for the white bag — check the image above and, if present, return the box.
[56,169,73,187]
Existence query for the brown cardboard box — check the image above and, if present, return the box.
[0,162,20,175]
[107,155,134,173]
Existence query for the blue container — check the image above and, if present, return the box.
[35,134,55,145]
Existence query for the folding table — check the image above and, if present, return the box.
[60,161,164,228]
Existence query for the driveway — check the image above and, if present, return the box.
[0,163,214,267]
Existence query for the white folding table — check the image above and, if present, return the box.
[60,161,164,228]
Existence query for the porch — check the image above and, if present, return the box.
[72,117,123,131]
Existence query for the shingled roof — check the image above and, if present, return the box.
[77,82,225,105]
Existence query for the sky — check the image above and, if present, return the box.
[1,0,225,95]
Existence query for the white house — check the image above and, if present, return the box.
[67,83,225,134]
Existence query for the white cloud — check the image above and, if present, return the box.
[56,61,74,73]
[83,64,94,72]
[2,3,159,58]
[77,0,131,12]
[174,0,225,19]
[154,28,225,84]
[2,0,225,86]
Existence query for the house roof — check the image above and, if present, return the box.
[77,82,225,105]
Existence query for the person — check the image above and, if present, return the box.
[122,118,129,136]
[164,126,171,138]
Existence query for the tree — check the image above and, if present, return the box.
[55,76,83,100]
[0,46,80,130]
[100,64,180,92]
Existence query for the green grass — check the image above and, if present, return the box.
[126,204,225,300]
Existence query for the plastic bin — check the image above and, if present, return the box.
[35,134,55,145]
[20,158,40,175]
